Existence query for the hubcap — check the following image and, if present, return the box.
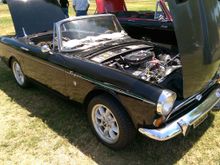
[92,104,119,144]
[12,61,25,85]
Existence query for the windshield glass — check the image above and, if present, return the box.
[60,16,126,51]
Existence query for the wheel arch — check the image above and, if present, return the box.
[83,88,136,127]
[84,88,119,110]
[8,56,16,68]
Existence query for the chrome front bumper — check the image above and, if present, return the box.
[138,88,220,141]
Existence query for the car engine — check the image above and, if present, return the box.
[89,44,183,98]
[100,48,181,84]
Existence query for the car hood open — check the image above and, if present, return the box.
[7,0,66,37]
[167,0,220,97]
[96,0,220,98]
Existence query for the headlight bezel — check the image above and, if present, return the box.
[157,90,177,116]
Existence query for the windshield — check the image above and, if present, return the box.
[60,16,126,51]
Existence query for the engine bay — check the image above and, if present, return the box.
[90,44,181,84]
[90,44,183,98]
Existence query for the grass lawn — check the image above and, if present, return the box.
[0,1,220,164]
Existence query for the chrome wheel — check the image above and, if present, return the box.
[91,104,120,144]
[12,61,25,86]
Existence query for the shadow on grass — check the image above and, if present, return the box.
[0,64,215,165]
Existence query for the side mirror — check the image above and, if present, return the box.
[41,45,51,53]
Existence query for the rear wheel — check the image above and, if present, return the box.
[87,95,136,150]
[11,59,29,88]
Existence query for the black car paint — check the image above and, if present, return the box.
[167,0,220,97]
[0,35,163,128]
[7,0,66,37]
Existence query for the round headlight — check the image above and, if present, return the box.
[157,90,177,116]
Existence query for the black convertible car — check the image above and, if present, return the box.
[0,0,220,149]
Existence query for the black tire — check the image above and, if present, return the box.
[11,58,29,88]
[87,95,136,150]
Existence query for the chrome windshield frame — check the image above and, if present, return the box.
[54,14,123,53]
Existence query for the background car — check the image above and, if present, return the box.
[96,0,177,46]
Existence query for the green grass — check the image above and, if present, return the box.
[0,1,220,165]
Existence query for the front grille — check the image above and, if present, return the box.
[166,83,218,124]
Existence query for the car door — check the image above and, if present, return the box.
[21,46,68,96]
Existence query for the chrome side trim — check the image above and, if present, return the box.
[68,72,156,105]
[20,46,29,52]
[138,88,220,141]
